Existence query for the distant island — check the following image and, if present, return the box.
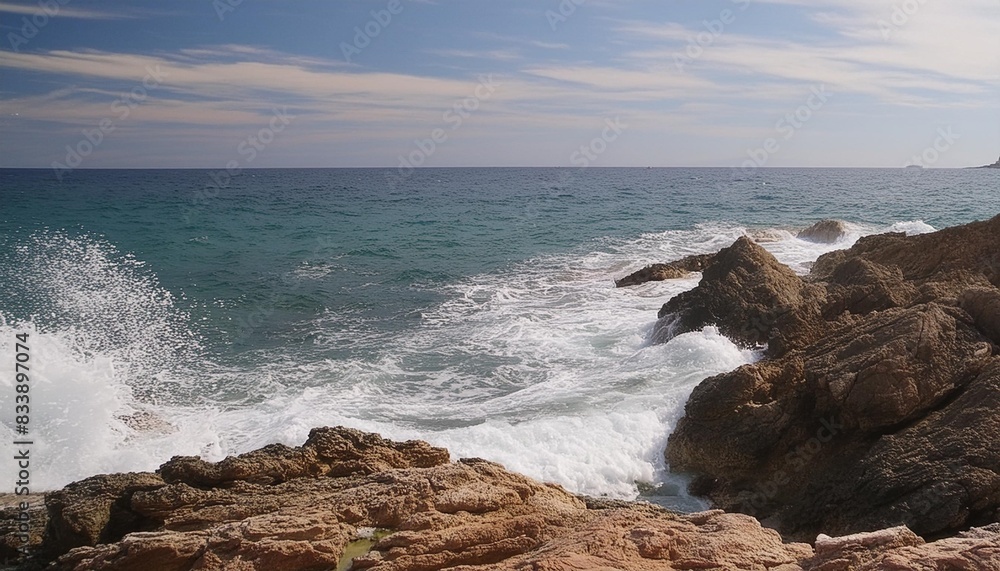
[975,154,1000,168]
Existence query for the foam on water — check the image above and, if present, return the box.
[0,220,935,503]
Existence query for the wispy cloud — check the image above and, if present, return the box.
[1,0,997,168]
[0,1,140,20]
[424,48,522,62]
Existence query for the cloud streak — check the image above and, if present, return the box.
[0,0,997,167]
[0,1,140,20]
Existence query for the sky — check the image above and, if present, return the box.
[0,0,998,169]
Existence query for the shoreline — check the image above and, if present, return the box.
[4,215,1000,569]
[2,427,997,570]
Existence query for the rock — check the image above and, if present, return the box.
[0,493,45,563]
[812,214,1000,288]
[750,229,787,243]
[7,428,1000,570]
[813,526,924,559]
[976,155,1000,168]
[805,524,1000,570]
[814,362,1000,538]
[615,253,716,287]
[652,236,825,351]
[18,429,820,571]
[159,427,450,487]
[42,473,165,559]
[664,214,1000,541]
[798,220,849,243]
[960,286,1000,344]
[821,257,917,318]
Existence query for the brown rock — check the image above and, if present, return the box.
[0,493,45,563]
[804,524,1000,570]
[652,236,825,351]
[43,472,165,558]
[664,215,1000,541]
[821,257,918,318]
[615,253,716,287]
[159,427,450,487]
[812,214,1000,288]
[805,304,987,432]
[8,427,1000,570]
[960,286,1000,345]
[798,220,849,243]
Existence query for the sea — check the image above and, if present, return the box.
[1,167,997,509]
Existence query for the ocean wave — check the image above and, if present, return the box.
[0,219,937,502]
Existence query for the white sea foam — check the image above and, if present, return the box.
[0,221,934,503]
[889,220,936,235]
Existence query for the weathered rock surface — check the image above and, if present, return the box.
[0,493,45,562]
[811,215,1000,289]
[798,220,849,244]
[806,524,1000,570]
[652,237,826,351]
[665,214,1000,541]
[615,253,716,287]
[7,427,999,571]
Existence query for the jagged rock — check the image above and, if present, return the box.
[811,362,1000,538]
[798,220,849,243]
[750,229,787,243]
[652,236,825,352]
[821,257,918,318]
[159,427,450,487]
[19,429,821,571]
[664,214,1000,541]
[615,253,716,287]
[805,524,1000,570]
[42,473,165,559]
[960,286,1000,345]
[812,214,1000,288]
[0,493,45,562]
[7,427,1000,570]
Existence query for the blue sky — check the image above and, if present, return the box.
[0,0,998,168]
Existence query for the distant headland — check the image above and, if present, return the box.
[974,154,1000,168]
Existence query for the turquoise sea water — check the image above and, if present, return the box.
[1,167,997,506]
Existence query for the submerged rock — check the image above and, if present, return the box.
[664,213,1000,541]
[614,252,716,287]
[798,219,849,243]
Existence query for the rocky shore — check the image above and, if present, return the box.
[3,216,1000,570]
[2,427,998,570]
[658,216,1000,543]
